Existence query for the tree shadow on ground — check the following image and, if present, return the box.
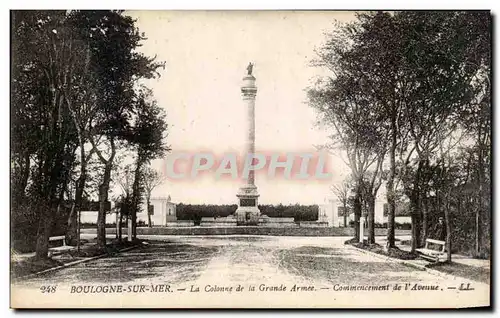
[285,246,350,256]
[16,243,219,286]
[277,246,428,285]
[427,262,490,284]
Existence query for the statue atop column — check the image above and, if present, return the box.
[246,62,254,76]
[236,61,260,225]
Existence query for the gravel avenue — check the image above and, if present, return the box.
[12,235,490,308]
[15,236,449,287]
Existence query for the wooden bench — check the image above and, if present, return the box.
[416,238,446,262]
[48,236,75,257]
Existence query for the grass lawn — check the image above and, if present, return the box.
[347,240,418,260]
[11,239,140,279]
[346,239,490,284]
[10,257,65,279]
[427,262,490,284]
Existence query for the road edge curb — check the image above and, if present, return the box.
[346,244,462,281]
[14,245,141,281]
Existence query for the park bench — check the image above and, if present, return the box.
[48,235,75,257]
[416,238,446,263]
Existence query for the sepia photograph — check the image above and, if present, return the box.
[9,9,491,309]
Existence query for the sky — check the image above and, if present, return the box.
[127,11,357,205]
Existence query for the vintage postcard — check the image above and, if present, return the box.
[10,10,491,308]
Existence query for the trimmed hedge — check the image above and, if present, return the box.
[175,203,319,223]
[82,227,412,237]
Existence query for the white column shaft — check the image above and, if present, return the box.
[244,94,256,185]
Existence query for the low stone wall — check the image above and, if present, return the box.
[200,216,238,227]
[166,221,194,227]
[82,227,411,237]
[200,222,238,227]
[259,217,295,223]
[298,221,329,228]
[259,223,298,228]
[258,217,297,227]
[137,226,345,236]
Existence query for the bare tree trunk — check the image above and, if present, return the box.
[21,152,30,195]
[94,136,116,249]
[131,157,145,239]
[367,195,375,244]
[97,163,112,248]
[410,197,421,253]
[118,211,123,241]
[386,120,397,248]
[475,205,480,256]
[66,204,77,246]
[66,93,88,247]
[147,195,152,228]
[343,202,347,227]
[353,186,362,241]
[68,144,87,246]
[97,186,107,248]
[54,170,71,244]
[475,138,483,257]
[35,203,52,260]
[422,195,428,246]
[77,209,81,253]
[115,211,119,239]
[125,213,129,240]
[131,166,140,240]
[13,151,30,207]
[66,177,82,247]
[444,192,452,263]
[35,145,64,259]
[410,215,416,253]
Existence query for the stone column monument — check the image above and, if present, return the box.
[235,62,261,225]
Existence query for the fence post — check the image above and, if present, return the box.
[359,216,365,243]
[128,219,132,242]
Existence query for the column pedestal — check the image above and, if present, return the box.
[235,184,260,225]
[234,71,261,225]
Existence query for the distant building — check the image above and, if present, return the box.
[79,197,177,227]
[138,195,177,226]
[321,196,411,227]
[79,200,116,225]
[382,202,411,224]
[318,198,339,227]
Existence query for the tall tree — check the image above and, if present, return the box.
[143,167,165,228]
[12,10,166,255]
[450,12,491,257]
[331,176,352,227]
[82,11,164,248]
[398,11,484,252]
[335,12,404,248]
[308,16,389,242]
[311,11,490,251]
[128,88,169,239]
[360,156,385,244]
[12,11,82,259]
[115,163,134,240]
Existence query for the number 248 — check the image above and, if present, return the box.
[40,285,57,293]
